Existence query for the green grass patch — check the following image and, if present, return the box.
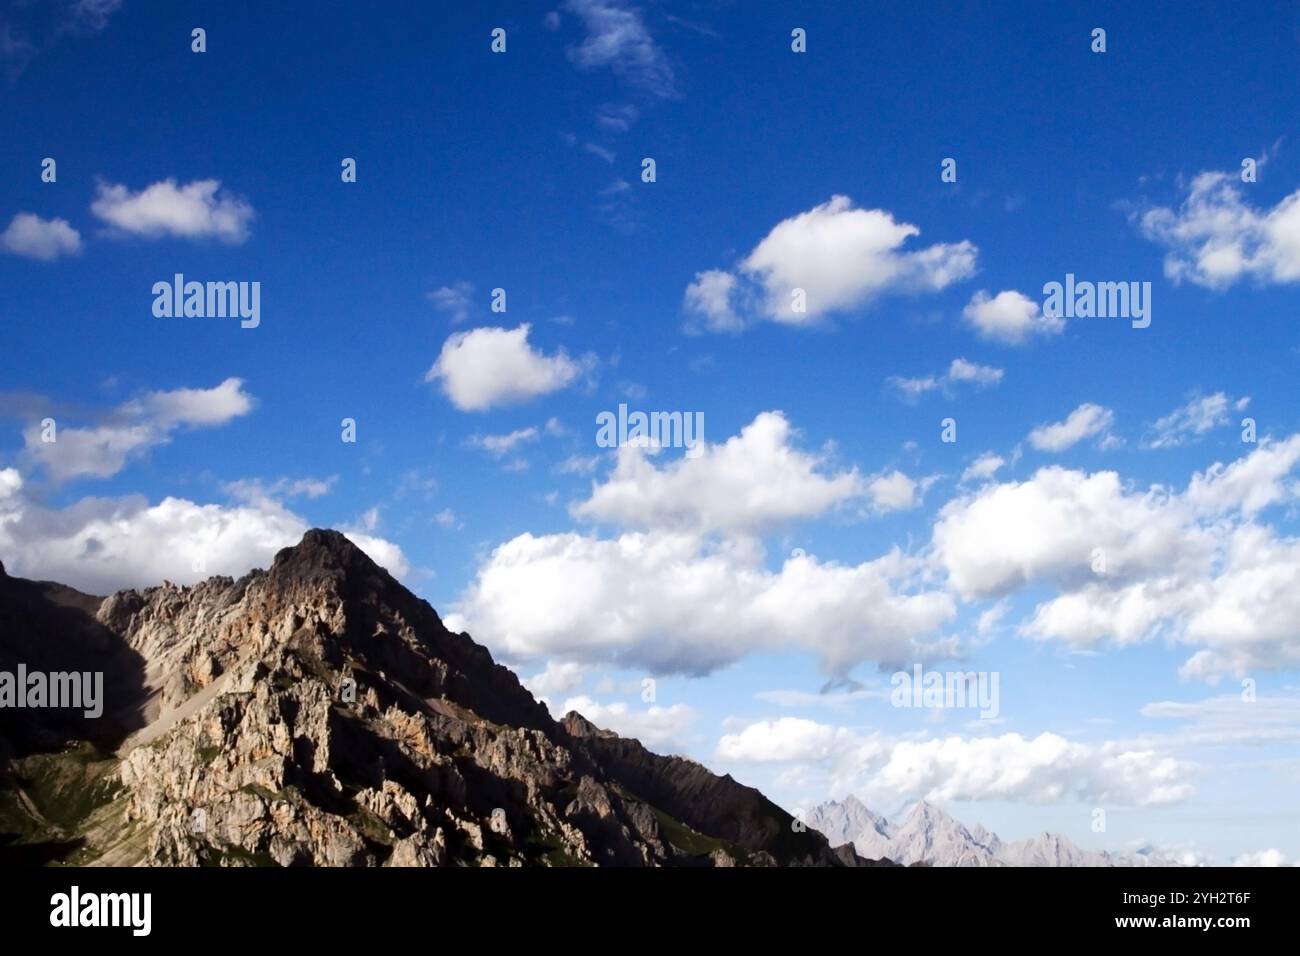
[14,743,123,830]
[651,808,753,864]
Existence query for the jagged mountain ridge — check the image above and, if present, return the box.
[0,530,879,867]
[808,795,1175,867]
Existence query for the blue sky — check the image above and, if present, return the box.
[3,0,1300,865]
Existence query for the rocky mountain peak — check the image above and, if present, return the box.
[266,527,388,593]
[808,795,1175,867]
[804,796,892,860]
[1,530,869,868]
[900,799,943,826]
[275,527,369,568]
[562,710,616,739]
[969,823,1001,852]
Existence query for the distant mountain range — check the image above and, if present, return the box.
[807,795,1177,867]
[0,530,880,867]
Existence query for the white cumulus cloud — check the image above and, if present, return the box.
[0,213,82,261]
[0,468,408,595]
[1139,170,1300,288]
[716,717,876,763]
[714,719,1195,808]
[685,196,977,331]
[934,438,1300,679]
[963,289,1064,345]
[867,470,923,513]
[561,694,695,750]
[90,178,254,242]
[425,324,593,411]
[873,732,1195,807]
[447,531,955,678]
[573,411,864,535]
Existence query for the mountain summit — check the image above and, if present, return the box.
[0,530,871,867]
[808,796,1174,867]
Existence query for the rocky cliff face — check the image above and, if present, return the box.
[0,530,870,867]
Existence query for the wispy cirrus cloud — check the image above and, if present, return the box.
[1143,392,1250,449]
[1,1,122,83]
[20,378,256,482]
[1027,403,1116,452]
[427,281,475,323]
[594,102,638,131]
[563,0,676,98]
[61,0,123,36]
[222,475,337,506]
[0,20,36,82]
[467,427,541,459]
[887,357,1003,402]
